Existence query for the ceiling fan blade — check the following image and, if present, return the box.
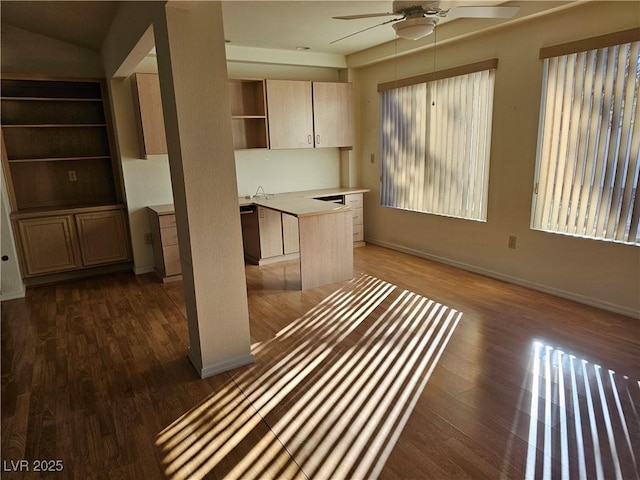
[330,17,402,44]
[447,5,520,19]
[333,12,396,20]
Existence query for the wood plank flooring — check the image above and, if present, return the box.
[1,244,638,479]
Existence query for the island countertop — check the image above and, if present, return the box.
[149,187,369,219]
[238,187,370,217]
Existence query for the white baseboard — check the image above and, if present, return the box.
[0,286,26,301]
[188,348,255,379]
[366,238,639,319]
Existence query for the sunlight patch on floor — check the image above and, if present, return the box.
[524,341,639,480]
[156,274,462,479]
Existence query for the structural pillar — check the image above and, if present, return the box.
[152,1,253,377]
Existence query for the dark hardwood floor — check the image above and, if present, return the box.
[2,244,638,479]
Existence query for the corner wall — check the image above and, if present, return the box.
[354,1,640,317]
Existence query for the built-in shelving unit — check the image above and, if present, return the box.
[228,79,268,149]
[1,77,131,283]
[1,79,119,211]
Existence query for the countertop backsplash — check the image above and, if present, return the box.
[234,148,340,197]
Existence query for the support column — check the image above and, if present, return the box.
[153,1,253,377]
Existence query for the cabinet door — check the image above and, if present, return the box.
[16,216,81,276]
[75,210,130,266]
[266,80,314,149]
[282,213,299,254]
[131,73,167,157]
[258,207,284,258]
[313,82,353,148]
[240,209,261,262]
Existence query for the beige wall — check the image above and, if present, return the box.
[353,1,640,317]
[108,77,175,274]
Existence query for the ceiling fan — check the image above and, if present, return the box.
[332,1,520,42]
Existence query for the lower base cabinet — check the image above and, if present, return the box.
[241,206,299,264]
[344,193,364,244]
[75,210,130,266]
[14,206,131,279]
[146,206,181,282]
[16,215,82,276]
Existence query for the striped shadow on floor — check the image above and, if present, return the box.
[156,274,463,479]
[505,341,640,480]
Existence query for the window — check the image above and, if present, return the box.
[379,60,496,222]
[532,31,640,245]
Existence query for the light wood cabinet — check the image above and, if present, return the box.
[258,207,284,258]
[344,193,365,245]
[282,213,300,255]
[131,73,167,158]
[1,77,131,283]
[147,207,181,282]
[75,210,130,266]
[314,193,365,246]
[266,79,314,149]
[240,206,299,264]
[14,207,131,278]
[16,215,81,275]
[265,79,353,149]
[313,82,353,148]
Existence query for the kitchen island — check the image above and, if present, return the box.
[242,193,353,290]
[148,187,368,289]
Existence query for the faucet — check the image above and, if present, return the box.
[253,185,269,199]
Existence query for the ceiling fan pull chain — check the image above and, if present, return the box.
[432,27,437,107]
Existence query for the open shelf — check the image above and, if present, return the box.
[229,79,268,149]
[1,78,120,212]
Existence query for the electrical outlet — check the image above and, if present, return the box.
[144,233,152,245]
[508,235,517,249]
[68,170,77,182]
[370,153,375,164]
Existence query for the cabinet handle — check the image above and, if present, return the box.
[308,135,312,144]
[316,135,320,145]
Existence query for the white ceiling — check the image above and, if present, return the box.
[0,0,574,60]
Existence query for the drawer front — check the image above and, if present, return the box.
[162,244,181,276]
[353,223,364,242]
[345,193,363,209]
[159,214,176,229]
[352,207,363,226]
[160,226,179,246]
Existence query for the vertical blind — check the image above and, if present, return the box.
[380,69,495,221]
[532,40,640,245]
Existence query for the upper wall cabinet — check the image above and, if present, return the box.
[266,79,315,149]
[265,79,353,150]
[131,73,168,158]
[312,82,353,148]
[129,75,352,152]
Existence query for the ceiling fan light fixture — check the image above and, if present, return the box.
[392,17,437,40]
